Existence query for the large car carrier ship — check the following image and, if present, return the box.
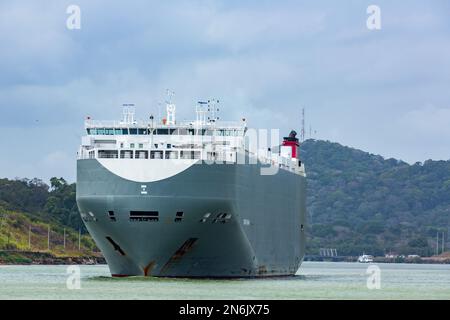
[76,97,307,277]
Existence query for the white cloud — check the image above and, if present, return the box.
[204,7,326,52]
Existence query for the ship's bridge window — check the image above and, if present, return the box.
[150,150,163,159]
[115,128,128,135]
[129,128,138,135]
[157,129,169,135]
[217,130,235,136]
[98,150,118,159]
[120,150,133,159]
[165,151,178,159]
[138,128,147,135]
[180,151,201,160]
[178,128,188,135]
[169,129,177,135]
[203,130,213,136]
[93,128,115,135]
[199,129,213,136]
[136,150,148,159]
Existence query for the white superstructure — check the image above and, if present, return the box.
[78,99,305,182]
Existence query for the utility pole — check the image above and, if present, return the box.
[28,225,31,250]
[436,232,440,256]
[63,228,66,250]
[78,228,81,251]
[301,108,305,142]
[47,225,50,251]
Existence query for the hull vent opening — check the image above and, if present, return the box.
[105,236,126,256]
[129,211,159,222]
[174,211,184,223]
[212,213,232,224]
[108,210,116,222]
[199,212,211,223]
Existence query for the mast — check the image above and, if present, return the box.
[166,89,176,125]
[122,103,135,124]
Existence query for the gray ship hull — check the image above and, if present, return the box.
[76,159,307,277]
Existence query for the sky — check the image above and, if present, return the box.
[0,0,449,183]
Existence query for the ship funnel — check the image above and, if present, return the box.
[282,130,300,159]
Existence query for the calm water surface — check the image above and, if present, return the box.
[0,262,449,299]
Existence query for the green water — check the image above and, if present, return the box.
[0,262,449,299]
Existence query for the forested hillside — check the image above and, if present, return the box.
[301,139,450,256]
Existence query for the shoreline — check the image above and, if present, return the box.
[0,250,105,265]
[304,255,450,264]
[1,250,449,266]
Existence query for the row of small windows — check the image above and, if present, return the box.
[118,143,172,149]
[88,128,242,136]
[107,210,230,224]
[98,150,201,160]
[122,143,144,149]
[125,211,227,223]
[110,210,173,222]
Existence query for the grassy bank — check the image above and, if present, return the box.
[0,250,105,265]
[0,206,100,263]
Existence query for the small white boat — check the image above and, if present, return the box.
[357,254,374,263]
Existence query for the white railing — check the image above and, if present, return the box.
[85,119,245,130]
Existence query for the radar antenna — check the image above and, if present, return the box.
[196,101,208,126]
[165,89,176,125]
[122,103,135,124]
[207,99,220,123]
